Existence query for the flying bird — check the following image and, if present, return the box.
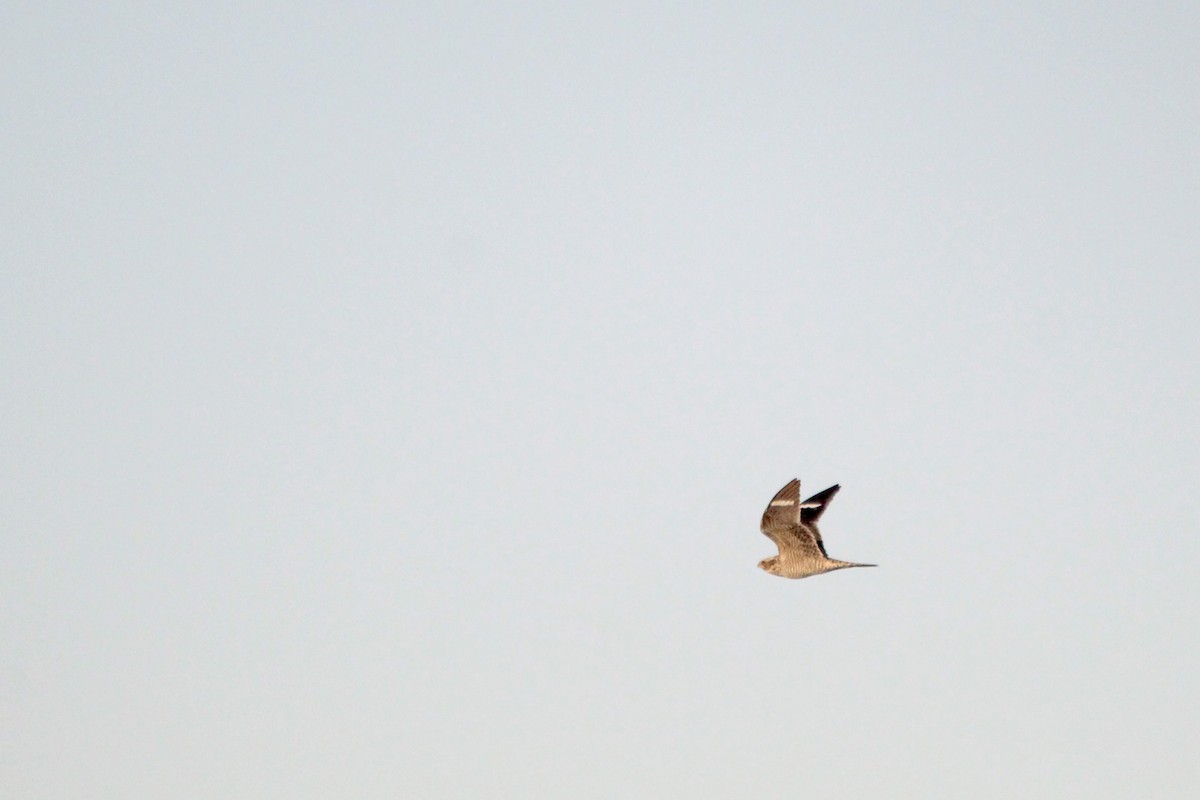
[758,478,875,579]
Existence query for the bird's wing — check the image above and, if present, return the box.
[761,479,829,533]
[800,484,840,524]
[761,479,829,557]
[760,478,802,533]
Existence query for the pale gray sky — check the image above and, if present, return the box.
[4,2,1199,798]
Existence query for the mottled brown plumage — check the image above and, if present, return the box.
[758,478,875,579]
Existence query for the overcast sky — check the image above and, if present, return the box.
[4,3,1199,798]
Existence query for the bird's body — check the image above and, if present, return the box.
[758,478,875,579]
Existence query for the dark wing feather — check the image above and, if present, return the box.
[800,484,840,524]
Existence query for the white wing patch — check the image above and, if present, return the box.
[770,499,795,506]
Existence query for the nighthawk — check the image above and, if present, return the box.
[757,478,875,579]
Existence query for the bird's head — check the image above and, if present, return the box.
[758,556,781,575]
